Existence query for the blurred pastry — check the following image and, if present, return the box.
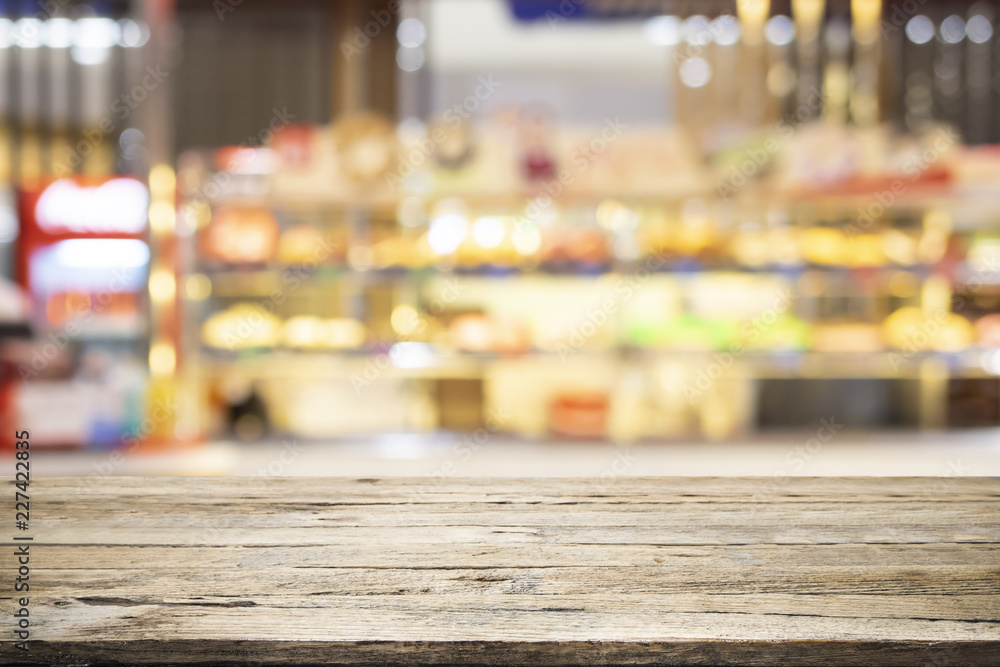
[282,316,327,349]
[549,391,608,439]
[331,113,395,184]
[810,323,883,352]
[935,314,974,352]
[374,235,426,269]
[799,227,849,266]
[846,233,887,267]
[450,314,494,352]
[203,208,278,264]
[278,225,335,265]
[882,229,919,265]
[202,304,282,350]
[883,307,974,351]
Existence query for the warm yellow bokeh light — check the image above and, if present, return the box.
[185,274,212,300]
[148,268,176,304]
[149,341,176,376]
[149,201,176,234]
[888,271,918,299]
[149,164,176,200]
[391,305,420,336]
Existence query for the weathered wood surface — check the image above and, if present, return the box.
[1,476,998,666]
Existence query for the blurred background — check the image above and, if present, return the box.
[1,0,999,476]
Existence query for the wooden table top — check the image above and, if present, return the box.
[2,476,998,665]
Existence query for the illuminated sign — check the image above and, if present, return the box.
[35,178,149,234]
[29,239,150,294]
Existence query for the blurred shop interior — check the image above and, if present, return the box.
[2,0,1000,475]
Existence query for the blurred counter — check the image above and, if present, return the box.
[5,429,999,478]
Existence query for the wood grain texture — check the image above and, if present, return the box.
[1,476,998,666]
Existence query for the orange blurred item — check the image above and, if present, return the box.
[202,208,278,264]
[976,314,1000,347]
[549,391,608,439]
[449,315,494,353]
[45,291,137,326]
[566,228,610,265]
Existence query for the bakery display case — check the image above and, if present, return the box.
[175,107,1000,441]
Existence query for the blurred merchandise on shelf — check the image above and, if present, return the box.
[175,106,1000,441]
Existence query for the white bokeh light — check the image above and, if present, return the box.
[118,19,150,48]
[711,15,741,46]
[397,18,426,47]
[44,18,73,48]
[905,16,935,44]
[396,45,424,72]
[643,15,681,46]
[939,15,965,44]
[966,15,993,44]
[14,19,44,48]
[683,15,712,46]
[472,217,505,249]
[679,57,712,88]
[428,214,467,254]
[72,18,121,65]
[765,15,796,46]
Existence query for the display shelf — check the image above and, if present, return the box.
[177,132,1000,439]
[194,345,1000,380]
[200,184,1000,216]
[193,261,943,278]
